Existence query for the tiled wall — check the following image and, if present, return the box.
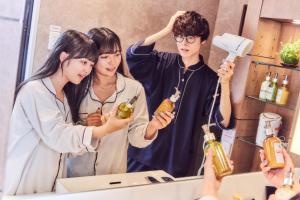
[31,0,220,74]
[0,0,26,195]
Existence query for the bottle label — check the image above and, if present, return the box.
[276,89,283,103]
[265,87,273,100]
[259,89,266,100]
[273,143,284,164]
[259,82,268,100]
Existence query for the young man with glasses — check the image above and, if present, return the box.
[126,11,235,177]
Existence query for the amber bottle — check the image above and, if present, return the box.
[155,88,181,115]
[202,125,233,179]
[263,121,285,169]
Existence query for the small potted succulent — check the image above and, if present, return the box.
[280,39,300,67]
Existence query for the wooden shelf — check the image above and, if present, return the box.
[252,61,300,72]
[246,95,296,111]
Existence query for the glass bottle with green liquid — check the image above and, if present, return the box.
[259,72,271,100]
[116,95,138,119]
[266,73,279,102]
[202,124,233,179]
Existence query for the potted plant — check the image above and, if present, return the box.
[280,39,300,67]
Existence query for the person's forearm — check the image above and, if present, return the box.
[92,125,111,139]
[143,27,171,46]
[219,82,231,128]
[144,123,157,140]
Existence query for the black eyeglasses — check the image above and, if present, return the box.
[174,35,197,44]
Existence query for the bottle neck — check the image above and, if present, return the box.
[129,95,138,105]
[265,128,274,137]
[204,132,216,143]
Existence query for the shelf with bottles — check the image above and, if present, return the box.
[245,95,296,111]
[251,61,300,72]
[247,68,297,111]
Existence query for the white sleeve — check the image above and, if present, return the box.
[18,86,97,153]
[128,84,158,148]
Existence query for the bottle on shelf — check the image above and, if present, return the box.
[202,124,233,179]
[266,73,279,102]
[276,75,289,105]
[116,95,138,119]
[263,121,285,169]
[259,72,272,100]
[154,87,181,116]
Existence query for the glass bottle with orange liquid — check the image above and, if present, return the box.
[202,124,233,179]
[154,87,181,115]
[263,121,285,169]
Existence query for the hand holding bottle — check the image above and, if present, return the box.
[144,111,175,140]
[203,125,233,179]
[260,148,296,188]
[86,108,102,126]
[92,106,133,138]
[202,148,234,197]
[150,111,175,130]
[202,148,221,197]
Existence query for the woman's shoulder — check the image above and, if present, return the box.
[17,79,52,101]
[124,76,143,88]
[19,79,44,95]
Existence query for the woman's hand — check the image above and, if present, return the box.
[101,106,133,134]
[86,108,102,126]
[260,148,295,188]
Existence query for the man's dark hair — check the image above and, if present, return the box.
[172,11,210,42]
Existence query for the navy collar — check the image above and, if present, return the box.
[178,55,206,71]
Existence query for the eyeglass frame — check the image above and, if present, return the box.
[173,35,199,44]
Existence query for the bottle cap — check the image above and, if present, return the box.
[202,124,216,142]
[170,87,181,103]
[266,72,271,81]
[283,168,294,187]
[282,75,288,85]
[265,121,274,136]
[273,73,278,83]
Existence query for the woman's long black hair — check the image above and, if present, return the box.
[15,30,98,122]
[71,27,127,123]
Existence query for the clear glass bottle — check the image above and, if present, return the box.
[276,75,289,105]
[116,95,138,119]
[259,72,271,100]
[154,88,181,116]
[263,121,285,169]
[266,73,278,102]
[274,169,296,200]
[202,125,233,179]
